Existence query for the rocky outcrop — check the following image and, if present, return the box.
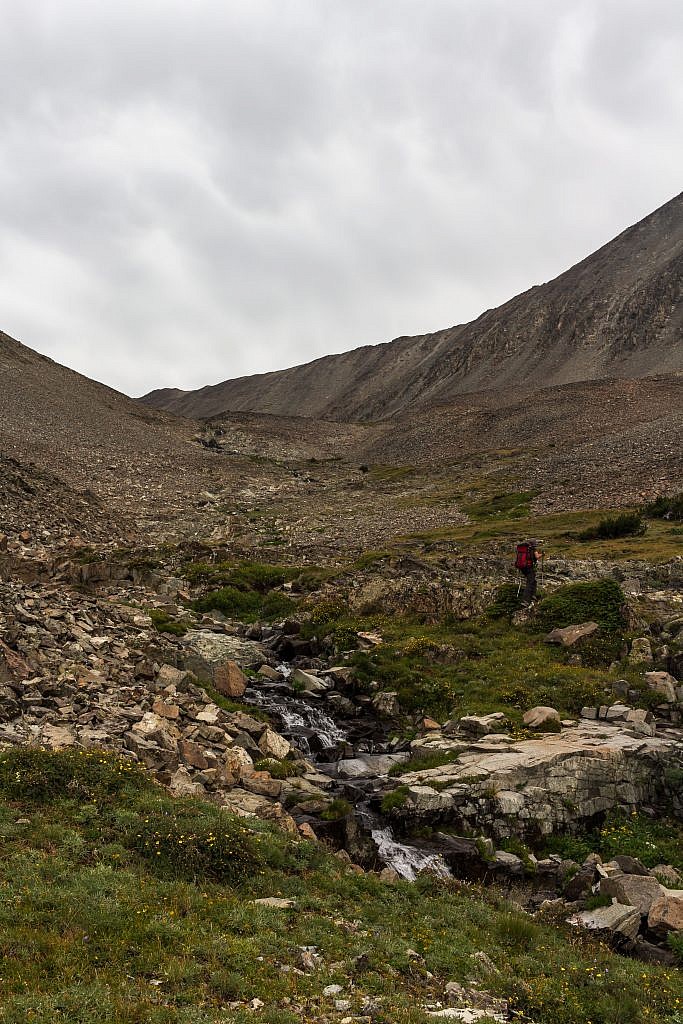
[380,719,683,841]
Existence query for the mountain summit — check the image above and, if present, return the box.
[141,191,683,422]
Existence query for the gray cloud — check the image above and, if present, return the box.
[0,0,681,396]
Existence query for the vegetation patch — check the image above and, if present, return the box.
[252,758,304,779]
[149,609,188,636]
[577,511,646,541]
[541,809,683,874]
[463,489,537,521]
[0,750,680,1024]
[642,492,683,522]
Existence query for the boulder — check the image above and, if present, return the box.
[152,699,180,720]
[178,738,209,770]
[523,706,560,730]
[213,660,247,698]
[458,713,506,737]
[644,671,678,703]
[258,728,291,760]
[224,745,254,774]
[545,622,599,647]
[628,638,653,665]
[567,903,641,942]
[599,873,663,915]
[652,864,682,887]
[371,691,401,717]
[647,890,683,934]
[290,668,328,694]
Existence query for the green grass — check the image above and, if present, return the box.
[149,609,188,637]
[541,809,683,875]
[194,587,296,623]
[0,749,680,1024]
[400,508,683,562]
[462,489,537,522]
[577,512,646,542]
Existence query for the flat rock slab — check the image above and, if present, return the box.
[183,631,268,677]
[567,903,641,941]
[387,720,683,837]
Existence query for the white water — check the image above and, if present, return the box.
[371,826,452,881]
[247,689,347,752]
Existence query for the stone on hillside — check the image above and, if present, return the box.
[628,637,653,665]
[647,890,683,934]
[458,712,506,737]
[495,790,525,815]
[252,897,297,909]
[337,753,408,779]
[290,668,328,694]
[178,738,209,770]
[213,659,247,698]
[422,717,441,731]
[257,664,282,681]
[41,723,77,748]
[611,855,650,876]
[224,745,254,774]
[644,671,678,703]
[258,727,291,759]
[599,873,663,915]
[156,664,192,689]
[0,640,31,684]
[492,850,524,875]
[168,766,204,797]
[523,706,560,730]
[652,864,682,886]
[372,691,401,717]
[152,699,180,720]
[545,622,599,646]
[567,903,641,942]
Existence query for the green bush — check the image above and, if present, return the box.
[123,801,260,883]
[253,758,303,779]
[381,785,410,813]
[541,809,683,873]
[642,493,683,522]
[389,750,461,776]
[534,580,626,634]
[488,583,523,619]
[149,609,188,636]
[0,749,147,804]
[577,512,646,541]
[320,798,352,821]
[194,586,295,622]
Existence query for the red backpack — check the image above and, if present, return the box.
[515,542,534,570]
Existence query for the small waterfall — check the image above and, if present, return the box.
[246,687,347,754]
[371,826,452,881]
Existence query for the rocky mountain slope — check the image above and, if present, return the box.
[141,191,683,422]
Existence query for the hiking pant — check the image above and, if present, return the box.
[521,567,537,606]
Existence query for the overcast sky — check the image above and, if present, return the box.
[0,0,681,397]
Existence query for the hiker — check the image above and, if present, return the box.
[515,538,543,607]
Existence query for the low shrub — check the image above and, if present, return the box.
[534,579,626,636]
[123,801,260,883]
[253,758,303,779]
[577,511,646,541]
[320,798,352,821]
[642,492,683,522]
[389,750,461,776]
[381,785,410,813]
[149,609,188,636]
[0,748,147,804]
[194,587,295,623]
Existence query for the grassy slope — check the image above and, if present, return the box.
[0,751,680,1024]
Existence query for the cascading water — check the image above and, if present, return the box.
[246,664,451,881]
[246,687,347,754]
[371,826,452,881]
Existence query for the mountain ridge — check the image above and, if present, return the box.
[140,191,683,421]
